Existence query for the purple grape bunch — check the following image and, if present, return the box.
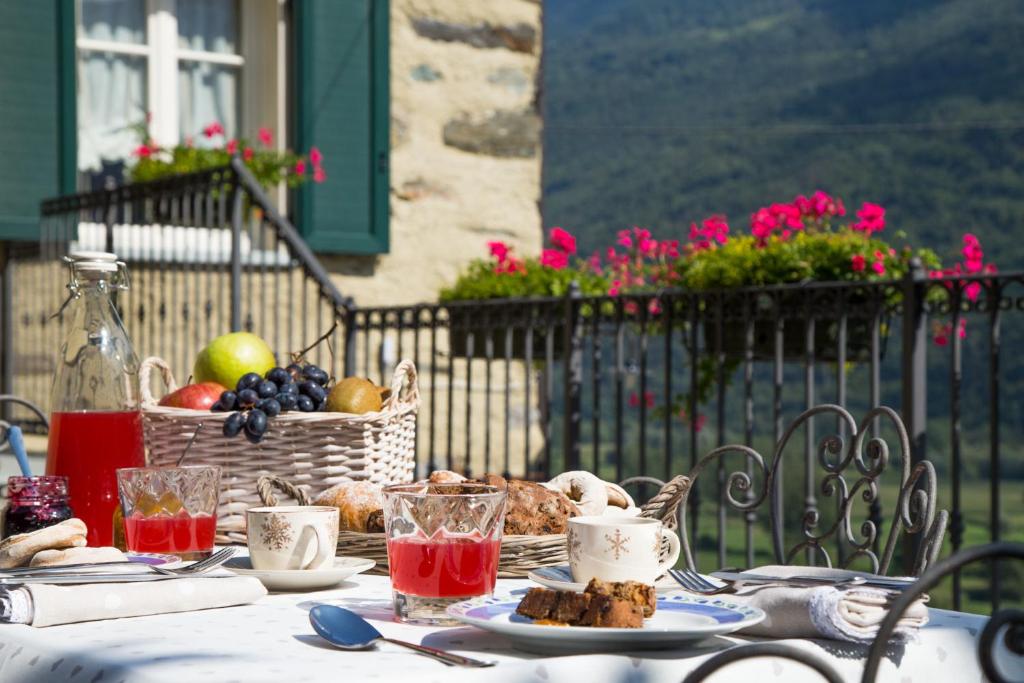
[211,363,331,443]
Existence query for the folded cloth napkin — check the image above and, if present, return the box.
[717,565,928,643]
[0,576,267,627]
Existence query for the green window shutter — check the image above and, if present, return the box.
[0,0,75,241]
[293,0,389,255]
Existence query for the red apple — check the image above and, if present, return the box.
[158,382,226,410]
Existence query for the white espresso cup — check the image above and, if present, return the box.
[567,516,681,584]
[246,506,339,571]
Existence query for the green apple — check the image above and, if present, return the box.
[193,332,276,390]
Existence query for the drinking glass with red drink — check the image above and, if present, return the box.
[383,483,506,625]
[116,466,220,560]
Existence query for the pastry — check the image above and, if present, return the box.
[312,481,384,532]
[365,509,385,533]
[427,470,467,484]
[515,582,646,628]
[584,578,656,617]
[0,518,88,568]
[545,471,610,516]
[30,546,126,567]
[503,479,579,535]
[578,593,644,628]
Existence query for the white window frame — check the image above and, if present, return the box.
[75,0,283,151]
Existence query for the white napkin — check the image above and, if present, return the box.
[0,576,267,627]
[717,565,928,643]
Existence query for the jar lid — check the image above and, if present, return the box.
[68,251,120,273]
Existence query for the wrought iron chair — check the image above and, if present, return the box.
[625,404,948,577]
[0,395,48,448]
[683,541,1024,683]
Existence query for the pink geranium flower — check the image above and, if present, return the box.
[488,241,510,262]
[853,202,885,235]
[133,144,152,158]
[203,122,224,138]
[309,146,323,166]
[851,254,866,272]
[294,160,307,176]
[225,139,238,155]
[258,127,273,147]
[313,166,326,183]
[549,227,577,255]
[242,147,254,161]
[540,248,568,270]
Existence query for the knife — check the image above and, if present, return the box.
[0,561,153,577]
[0,573,236,585]
[709,571,915,590]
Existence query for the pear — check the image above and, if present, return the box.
[326,377,383,414]
[193,332,276,390]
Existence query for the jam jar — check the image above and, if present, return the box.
[4,476,74,537]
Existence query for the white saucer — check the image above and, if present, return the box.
[527,565,679,593]
[224,557,375,591]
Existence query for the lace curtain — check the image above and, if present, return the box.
[77,0,240,173]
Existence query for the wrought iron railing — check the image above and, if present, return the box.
[2,164,1022,611]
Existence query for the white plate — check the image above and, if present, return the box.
[527,565,679,593]
[223,557,375,591]
[447,592,765,654]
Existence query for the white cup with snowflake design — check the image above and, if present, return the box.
[567,516,680,584]
[246,506,339,571]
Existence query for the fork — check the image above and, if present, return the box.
[147,546,237,576]
[669,567,866,594]
[669,568,735,595]
[0,546,237,578]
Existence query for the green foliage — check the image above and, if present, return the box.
[124,120,323,190]
[130,143,307,189]
[680,231,940,290]
[439,257,609,301]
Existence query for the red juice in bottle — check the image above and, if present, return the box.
[47,410,144,546]
[47,253,144,548]
[387,534,501,598]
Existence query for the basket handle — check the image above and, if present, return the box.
[384,359,419,409]
[638,475,692,531]
[256,475,312,507]
[139,356,178,406]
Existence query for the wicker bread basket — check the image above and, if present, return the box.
[140,357,419,544]
[256,474,691,577]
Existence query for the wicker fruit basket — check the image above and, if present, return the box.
[140,357,419,544]
[256,474,691,577]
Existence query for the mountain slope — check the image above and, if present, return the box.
[542,0,1024,267]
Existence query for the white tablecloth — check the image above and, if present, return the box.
[0,572,997,683]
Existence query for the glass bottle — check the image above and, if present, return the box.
[45,252,145,546]
[3,475,74,537]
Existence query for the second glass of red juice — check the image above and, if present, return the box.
[383,482,507,625]
[116,466,220,560]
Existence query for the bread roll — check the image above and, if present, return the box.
[312,481,384,532]
[0,518,88,568]
[30,546,126,567]
[428,470,467,484]
[503,480,579,535]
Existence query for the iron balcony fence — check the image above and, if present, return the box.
[1,162,1020,611]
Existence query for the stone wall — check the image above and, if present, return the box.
[322,0,543,307]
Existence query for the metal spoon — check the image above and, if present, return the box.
[308,605,496,668]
